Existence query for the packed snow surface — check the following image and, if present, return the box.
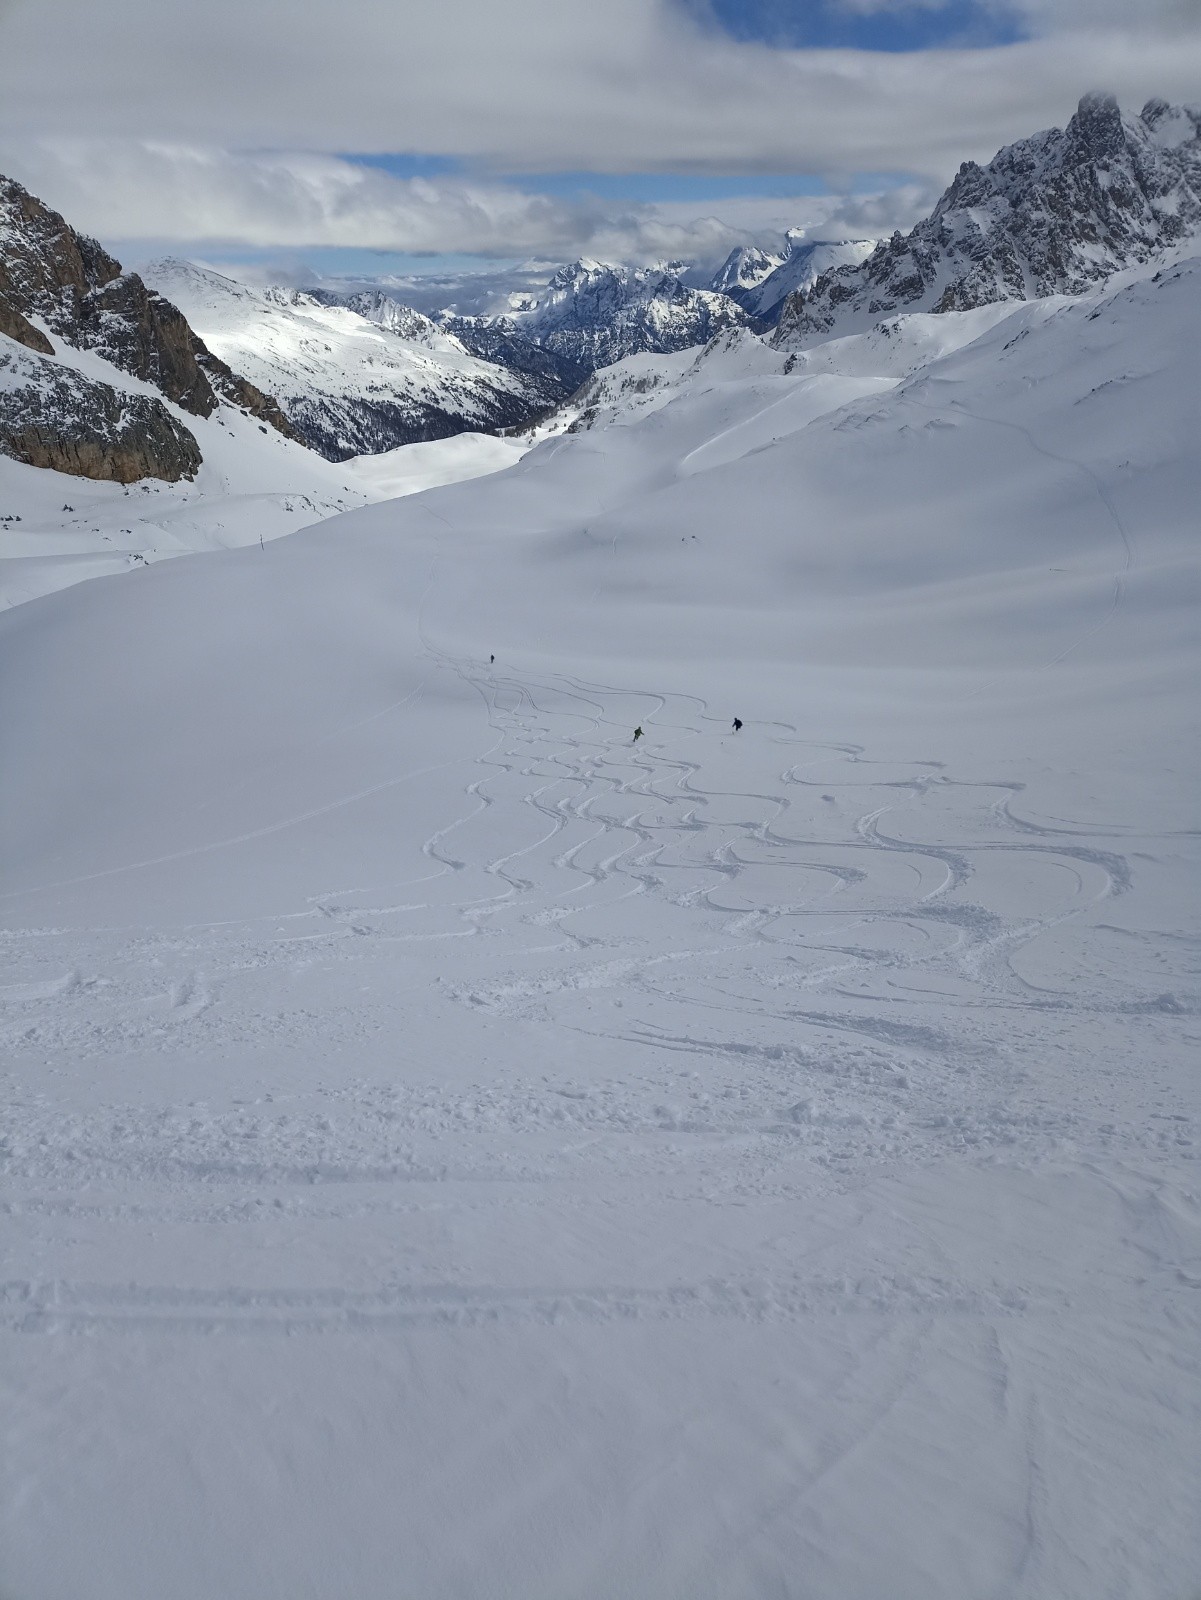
[1,256,1199,1600]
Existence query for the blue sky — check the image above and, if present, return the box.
[695,0,1026,52]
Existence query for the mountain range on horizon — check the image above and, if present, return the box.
[2,91,1199,486]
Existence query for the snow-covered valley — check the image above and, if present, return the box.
[0,374,529,611]
[1,224,1199,1600]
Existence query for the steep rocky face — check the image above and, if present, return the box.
[0,296,54,354]
[464,260,754,380]
[776,94,1201,347]
[0,339,202,483]
[78,273,220,415]
[439,316,585,396]
[0,174,298,444]
[0,175,122,342]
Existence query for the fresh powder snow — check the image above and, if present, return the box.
[1,251,1198,1600]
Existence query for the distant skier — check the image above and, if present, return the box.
[633,726,644,742]
[490,654,495,665]
[732,717,743,732]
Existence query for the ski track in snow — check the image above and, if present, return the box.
[4,255,1200,1596]
[3,652,1191,1203]
[2,660,1198,1600]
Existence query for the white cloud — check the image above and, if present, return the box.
[0,0,1197,258]
[1,0,1198,176]
[0,140,888,265]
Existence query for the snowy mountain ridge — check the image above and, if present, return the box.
[305,286,470,353]
[142,258,562,461]
[775,92,1201,346]
[448,257,756,387]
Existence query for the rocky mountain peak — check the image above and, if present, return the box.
[775,93,1201,348]
[0,175,121,350]
[710,245,786,297]
[1,176,299,481]
[478,259,752,378]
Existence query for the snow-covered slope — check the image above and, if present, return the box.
[558,296,1036,438]
[777,93,1201,346]
[0,324,532,608]
[311,287,470,352]
[2,240,1197,1600]
[141,259,558,460]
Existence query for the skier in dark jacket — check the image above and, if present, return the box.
[633,726,644,742]
[732,717,743,732]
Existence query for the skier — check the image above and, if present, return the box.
[732,717,743,732]
[633,726,644,742]
[490,654,495,665]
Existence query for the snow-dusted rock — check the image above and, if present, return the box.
[776,93,1201,346]
[741,237,878,323]
[0,337,201,482]
[708,243,786,298]
[0,175,295,442]
[457,258,754,384]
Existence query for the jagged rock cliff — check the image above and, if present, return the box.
[0,341,202,482]
[0,174,299,480]
[776,94,1201,346]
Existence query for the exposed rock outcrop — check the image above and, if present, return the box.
[0,340,202,483]
[0,174,299,443]
[0,296,54,354]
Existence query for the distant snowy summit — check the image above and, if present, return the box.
[775,93,1201,346]
[710,235,877,323]
[446,259,757,389]
[6,91,1200,485]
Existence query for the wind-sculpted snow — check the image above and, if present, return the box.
[0,251,1198,1600]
